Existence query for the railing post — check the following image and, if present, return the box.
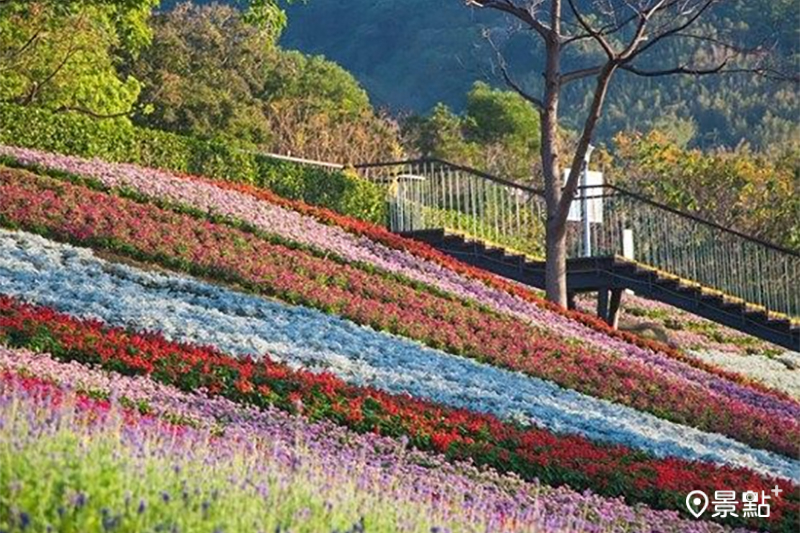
[582,144,595,258]
[582,170,592,257]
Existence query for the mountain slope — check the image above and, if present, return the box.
[279,0,800,148]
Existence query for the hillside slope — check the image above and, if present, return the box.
[0,145,798,531]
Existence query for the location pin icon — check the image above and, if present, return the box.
[686,490,710,518]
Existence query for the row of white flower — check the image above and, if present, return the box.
[688,349,800,399]
[0,229,796,480]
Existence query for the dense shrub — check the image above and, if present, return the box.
[0,104,386,223]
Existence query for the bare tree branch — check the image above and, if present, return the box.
[483,29,545,110]
[561,65,604,84]
[561,11,639,46]
[566,0,615,57]
[549,0,562,37]
[622,0,720,62]
[563,55,797,86]
[467,0,552,38]
[561,0,687,46]
[618,0,668,60]
[558,63,616,220]
[621,61,800,82]
[620,60,730,77]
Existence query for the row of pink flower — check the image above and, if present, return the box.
[2,145,795,422]
[0,345,750,533]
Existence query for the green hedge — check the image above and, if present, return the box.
[0,104,386,223]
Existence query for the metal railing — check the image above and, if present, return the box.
[251,151,346,170]
[356,159,549,258]
[354,158,800,320]
[578,185,800,319]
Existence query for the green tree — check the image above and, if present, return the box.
[403,82,540,182]
[128,2,276,144]
[613,131,800,251]
[261,51,373,119]
[0,0,158,116]
[259,48,402,161]
[0,0,289,118]
[465,82,538,145]
[464,81,540,181]
[130,2,401,161]
[403,103,477,163]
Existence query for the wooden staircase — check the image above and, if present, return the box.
[405,229,800,351]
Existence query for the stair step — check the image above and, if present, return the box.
[485,248,506,259]
[674,285,702,300]
[655,276,681,289]
[766,318,792,333]
[442,234,465,244]
[441,235,478,252]
[630,266,655,279]
[743,309,769,323]
[612,262,639,275]
[568,257,600,270]
[505,254,526,266]
[403,229,444,243]
[719,301,746,314]
[675,283,700,294]
[523,260,544,271]
[699,292,723,303]
[494,250,521,261]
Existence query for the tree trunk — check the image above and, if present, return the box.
[543,62,617,308]
[545,213,568,305]
[540,24,567,306]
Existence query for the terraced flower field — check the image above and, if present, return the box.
[0,146,797,532]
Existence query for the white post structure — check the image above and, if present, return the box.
[582,144,596,258]
[623,228,636,295]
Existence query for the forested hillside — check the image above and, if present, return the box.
[278,0,799,149]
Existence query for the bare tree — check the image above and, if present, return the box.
[466,0,793,307]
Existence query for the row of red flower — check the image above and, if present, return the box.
[0,166,796,457]
[189,167,790,400]
[0,294,795,531]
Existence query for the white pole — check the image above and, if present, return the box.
[623,228,636,295]
[582,144,596,257]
